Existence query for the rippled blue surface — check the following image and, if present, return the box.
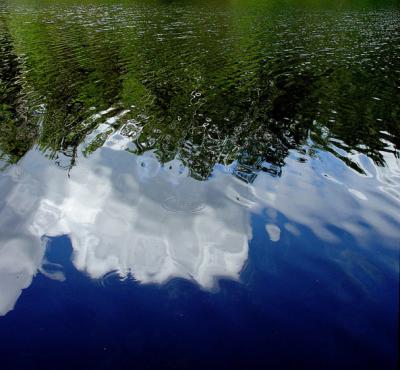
[0,1,399,369]
[0,146,398,369]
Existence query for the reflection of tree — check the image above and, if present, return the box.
[0,18,37,165]
[1,4,399,179]
[11,18,126,169]
[314,60,400,166]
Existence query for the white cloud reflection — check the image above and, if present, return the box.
[0,143,399,316]
[0,147,253,315]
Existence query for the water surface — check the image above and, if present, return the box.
[0,0,399,369]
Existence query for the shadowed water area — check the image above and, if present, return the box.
[0,0,399,369]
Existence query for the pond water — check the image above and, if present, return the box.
[0,0,399,369]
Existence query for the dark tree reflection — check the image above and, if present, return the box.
[0,2,398,179]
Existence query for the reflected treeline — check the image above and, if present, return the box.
[0,2,399,179]
[0,16,37,166]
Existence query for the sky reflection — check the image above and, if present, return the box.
[1,140,398,316]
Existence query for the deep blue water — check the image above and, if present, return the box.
[0,228,397,370]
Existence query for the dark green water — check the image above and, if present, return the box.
[0,1,399,369]
[1,0,399,178]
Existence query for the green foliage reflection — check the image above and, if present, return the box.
[0,1,399,179]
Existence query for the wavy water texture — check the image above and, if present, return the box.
[0,0,399,317]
